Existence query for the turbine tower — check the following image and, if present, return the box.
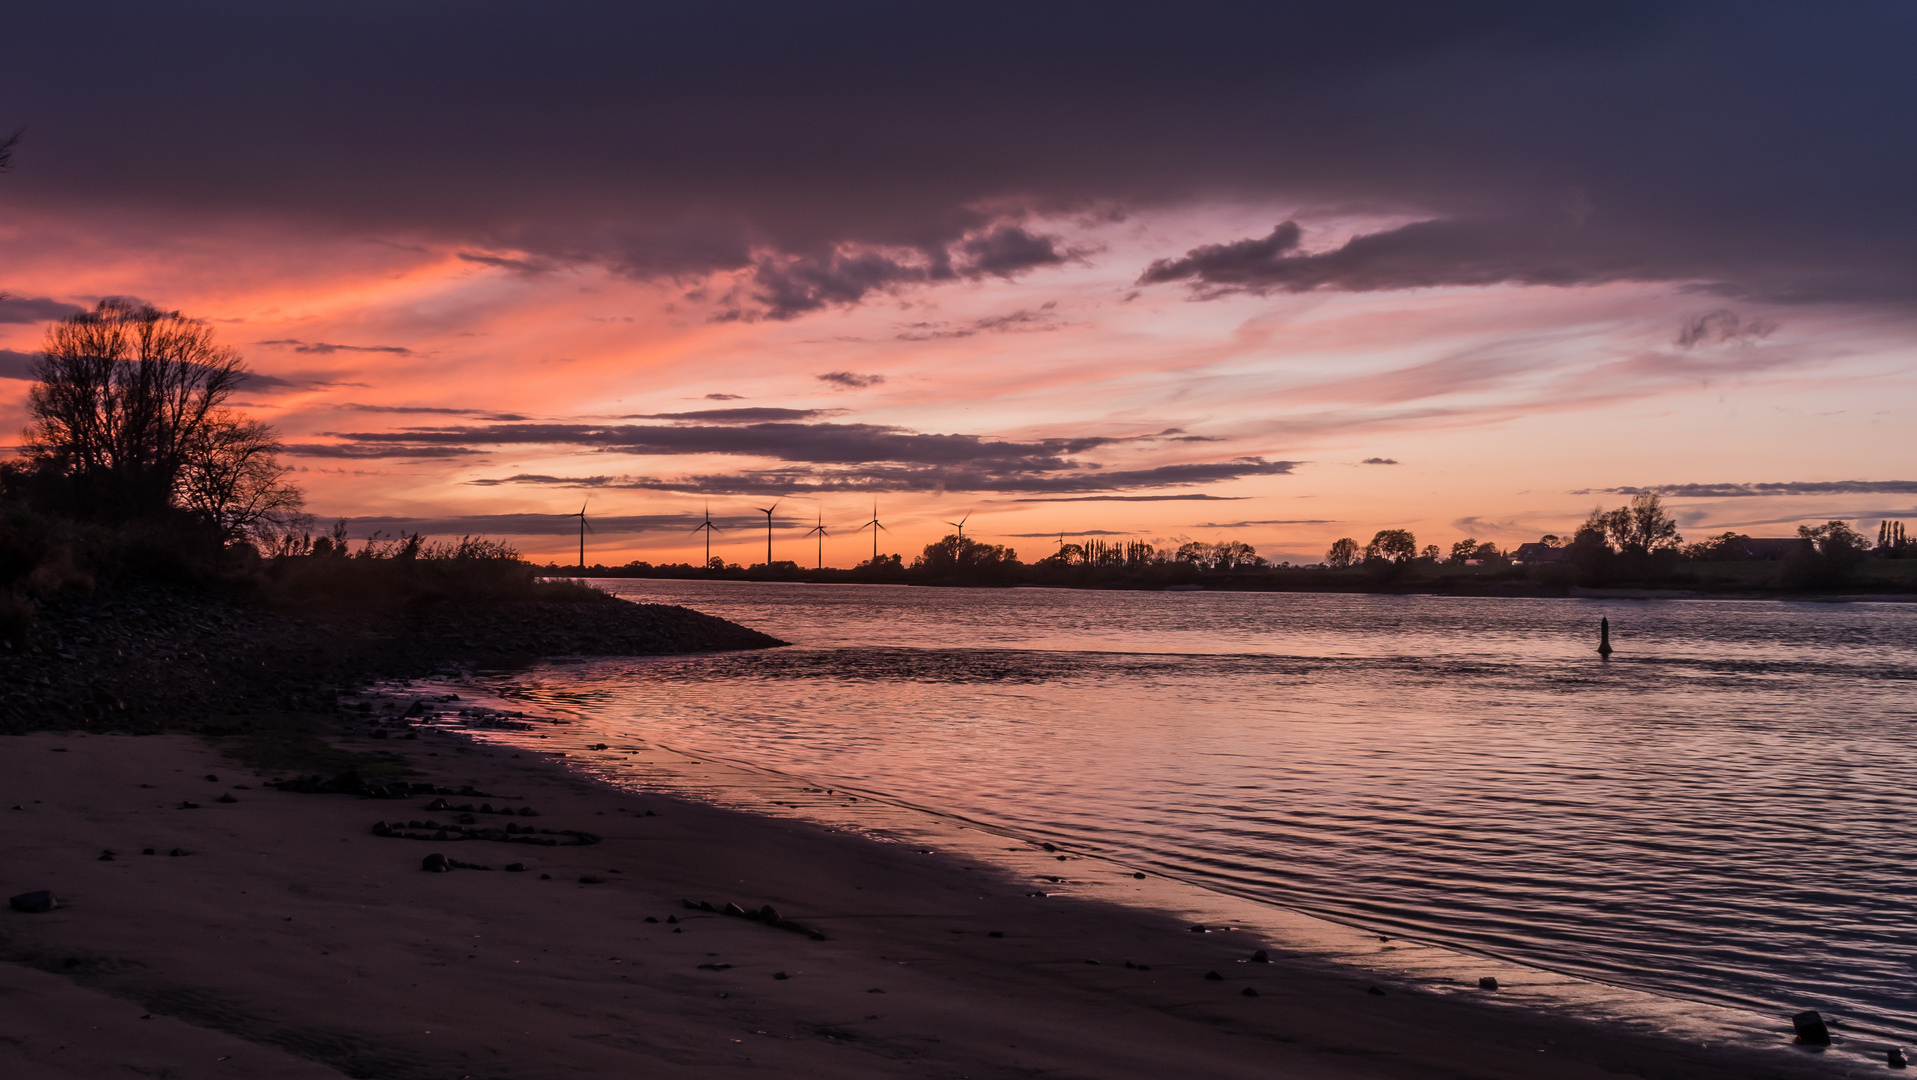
[861,501,888,563]
[755,501,780,566]
[691,504,721,566]
[570,498,594,572]
[804,509,829,569]
[945,512,970,539]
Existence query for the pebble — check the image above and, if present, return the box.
[1479,976,1499,990]
[421,853,451,873]
[1889,1047,1907,1068]
[8,890,57,913]
[1791,1010,1831,1046]
[1204,970,1224,982]
[1242,987,1259,997]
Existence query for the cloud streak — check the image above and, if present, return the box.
[1578,480,1917,498]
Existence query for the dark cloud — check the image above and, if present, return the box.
[1194,519,1339,527]
[0,295,84,324]
[336,403,531,420]
[284,443,485,459]
[0,349,37,380]
[457,251,556,275]
[816,372,885,389]
[1578,480,1917,498]
[259,339,414,356]
[1361,457,1398,465]
[704,393,744,401]
[895,303,1060,341]
[337,512,711,538]
[956,225,1068,278]
[1,346,311,391]
[1675,309,1776,348]
[14,4,1914,308]
[1015,495,1249,502]
[332,415,1299,494]
[1139,217,1697,298]
[627,408,831,422]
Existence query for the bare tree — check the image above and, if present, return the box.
[176,412,307,543]
[25,299,253,520]
[0,126,20,174]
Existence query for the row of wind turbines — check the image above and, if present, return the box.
[568,497,971,569]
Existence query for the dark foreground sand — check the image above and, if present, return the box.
[1,727,1847,1080]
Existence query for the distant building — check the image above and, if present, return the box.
[1510,542,1567,565]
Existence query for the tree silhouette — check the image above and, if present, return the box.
[23,299,302,535]
[1325,537,1358,568]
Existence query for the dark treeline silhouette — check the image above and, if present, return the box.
[0,301,569,648]
[567,492,1917,596]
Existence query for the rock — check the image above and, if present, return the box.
[215,793,237,803]
[579,876,606,884]
[97,850,114,861]
[421,853,451,872]
[177,801,200,809]
[722,902,746,916]
[987,930,1003,938]
[1204,970,1224,982]
[540,873,551,880]
[1367,986,1386,996]
[761,905,781,923]
[1189,924,1207,933]
[772,971,790,980]
[1889,1047,1907,1068]
[667,915,678,924]
[504,863,526,872]
[167,848,189,857]
[1791,1010,1831,1046]
[9,890,57,913]
[141,848,154,855]
[1250,949,1269,963]
[1132,872,1146,879]
[1242,987,1259,997]
[1478,976,1499,990]
[1040,843,1057,852]
[644,916,657,923]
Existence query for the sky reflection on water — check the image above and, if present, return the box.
[498,581,1917,1038]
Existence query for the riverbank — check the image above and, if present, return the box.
[0,582,784,732]
[0,721,1853,1079]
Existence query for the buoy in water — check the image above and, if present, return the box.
[1598,616,1614,657]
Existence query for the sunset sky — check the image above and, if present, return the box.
[3,2,1914,566]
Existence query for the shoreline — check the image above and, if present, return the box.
[2,709,1863,1078]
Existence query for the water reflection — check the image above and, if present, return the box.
[491,581,1917,1038]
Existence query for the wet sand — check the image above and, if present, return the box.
[0,726,1844,1079]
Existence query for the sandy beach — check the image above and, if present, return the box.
[0,716,1853,1080]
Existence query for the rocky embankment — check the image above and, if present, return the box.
[0,585,784,732]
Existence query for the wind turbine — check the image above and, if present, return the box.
[804,509,829,569]
[945,512,970,539]
[570,498,594,572]
[755,501,780,566]
[691,503,721,566]
[860,501,888,563]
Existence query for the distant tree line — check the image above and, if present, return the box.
[1319,493,1905,590]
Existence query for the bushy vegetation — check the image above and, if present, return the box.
[0,303,572,644]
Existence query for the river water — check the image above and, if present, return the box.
[480,581,1917,1039]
